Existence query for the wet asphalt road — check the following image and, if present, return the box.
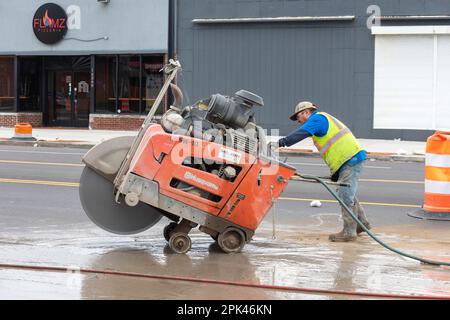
[0,145,449,299]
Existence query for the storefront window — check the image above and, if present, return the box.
[0,57,15,112]
[95,55,165,115]
[95,56,116,113]
[118,56,140,114]
[142,56,164,114]
[18,57,41,112]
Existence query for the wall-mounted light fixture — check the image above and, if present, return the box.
[97,0,110,4]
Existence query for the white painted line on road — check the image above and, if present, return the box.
[363,166,392,169]
[0,177,422,208]
[0,160,83,167]
[360,178,423,184]
[279,197,421,208]
[287,162,391,169]
[0,149,85,155]
[0,159,421,184]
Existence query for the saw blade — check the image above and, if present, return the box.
[79,166,162,235]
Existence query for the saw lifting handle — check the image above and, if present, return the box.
[113,59,182,194]
[290,173,350,187]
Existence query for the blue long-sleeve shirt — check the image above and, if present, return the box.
[278,111,328,147]
[278,111,366,165]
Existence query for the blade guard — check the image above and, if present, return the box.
[82,136,135,182]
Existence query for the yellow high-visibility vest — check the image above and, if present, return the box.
[312,112,363,174]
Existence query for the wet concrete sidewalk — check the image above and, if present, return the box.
[1,220,449,300]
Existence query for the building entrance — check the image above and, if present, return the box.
[46,56,91,127]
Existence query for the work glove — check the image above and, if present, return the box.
[331,171,340,182]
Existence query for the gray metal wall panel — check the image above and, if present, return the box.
[177,0,450,140]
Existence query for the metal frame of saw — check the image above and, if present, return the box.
[114,59,182,201]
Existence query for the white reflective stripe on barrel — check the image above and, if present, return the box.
[426,153,450,168]
[425,180,450,195]
[14,133,33,137]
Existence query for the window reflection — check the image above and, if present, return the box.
[0,57,15,112]
[19,57,41,112]
[142,56,164,114]
[95,55,164,115]
[118,56,140,114]
[95,56,116,113]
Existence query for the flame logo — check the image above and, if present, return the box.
[43,10,53,27]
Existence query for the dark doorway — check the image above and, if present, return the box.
[46,56,90,127]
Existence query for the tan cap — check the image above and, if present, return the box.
[289,101,317,121]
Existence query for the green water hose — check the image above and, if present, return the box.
[298,173,450,267]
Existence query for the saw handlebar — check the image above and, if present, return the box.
[290,173,350,187]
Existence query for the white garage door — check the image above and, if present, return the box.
[373,26,450,131]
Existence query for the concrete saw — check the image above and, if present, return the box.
[79,136,162,235]
[76,60,297,254]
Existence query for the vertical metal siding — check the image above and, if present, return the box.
[189,24,356,135]
[178,0,450,140]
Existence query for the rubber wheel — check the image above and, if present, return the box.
[217,228,246,253]
[168,232,192,254]
[163,222,178,242]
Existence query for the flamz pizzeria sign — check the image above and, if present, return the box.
[33,3,68,44]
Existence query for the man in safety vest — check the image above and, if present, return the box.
[271,101,371,242]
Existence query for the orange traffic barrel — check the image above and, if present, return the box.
[10,122,36,141]
[409,131,450,221]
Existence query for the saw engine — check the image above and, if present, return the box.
[79,60,295,253]
[159,89,267,191]
[161,89,264,154]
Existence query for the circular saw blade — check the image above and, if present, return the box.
[79,166,162,235]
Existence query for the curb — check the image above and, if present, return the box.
[366,154,425,163]
[278,149,425,163]
[0,139,95,149]
[0,139,425,162]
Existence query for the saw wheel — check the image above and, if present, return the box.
[168,232,192,254]
[217,227,246,253]
[79,166,162,235]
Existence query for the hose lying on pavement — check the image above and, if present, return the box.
[299,173,450,267]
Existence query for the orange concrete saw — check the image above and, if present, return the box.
[79,60,295,253]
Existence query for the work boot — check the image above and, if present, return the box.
[328,227,357,242]
[354,198,371,235]
[356,221,371,234]
[329,209,357,242]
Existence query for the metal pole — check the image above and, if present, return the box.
[271,185,276,240]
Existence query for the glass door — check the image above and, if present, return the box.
[73,71,90,127]
[52,70,90,127]
[53,70,73,126]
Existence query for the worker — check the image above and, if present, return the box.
[269,101,371,242]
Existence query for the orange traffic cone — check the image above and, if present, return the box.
[10,122,36,141]
[409,131,450,221]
